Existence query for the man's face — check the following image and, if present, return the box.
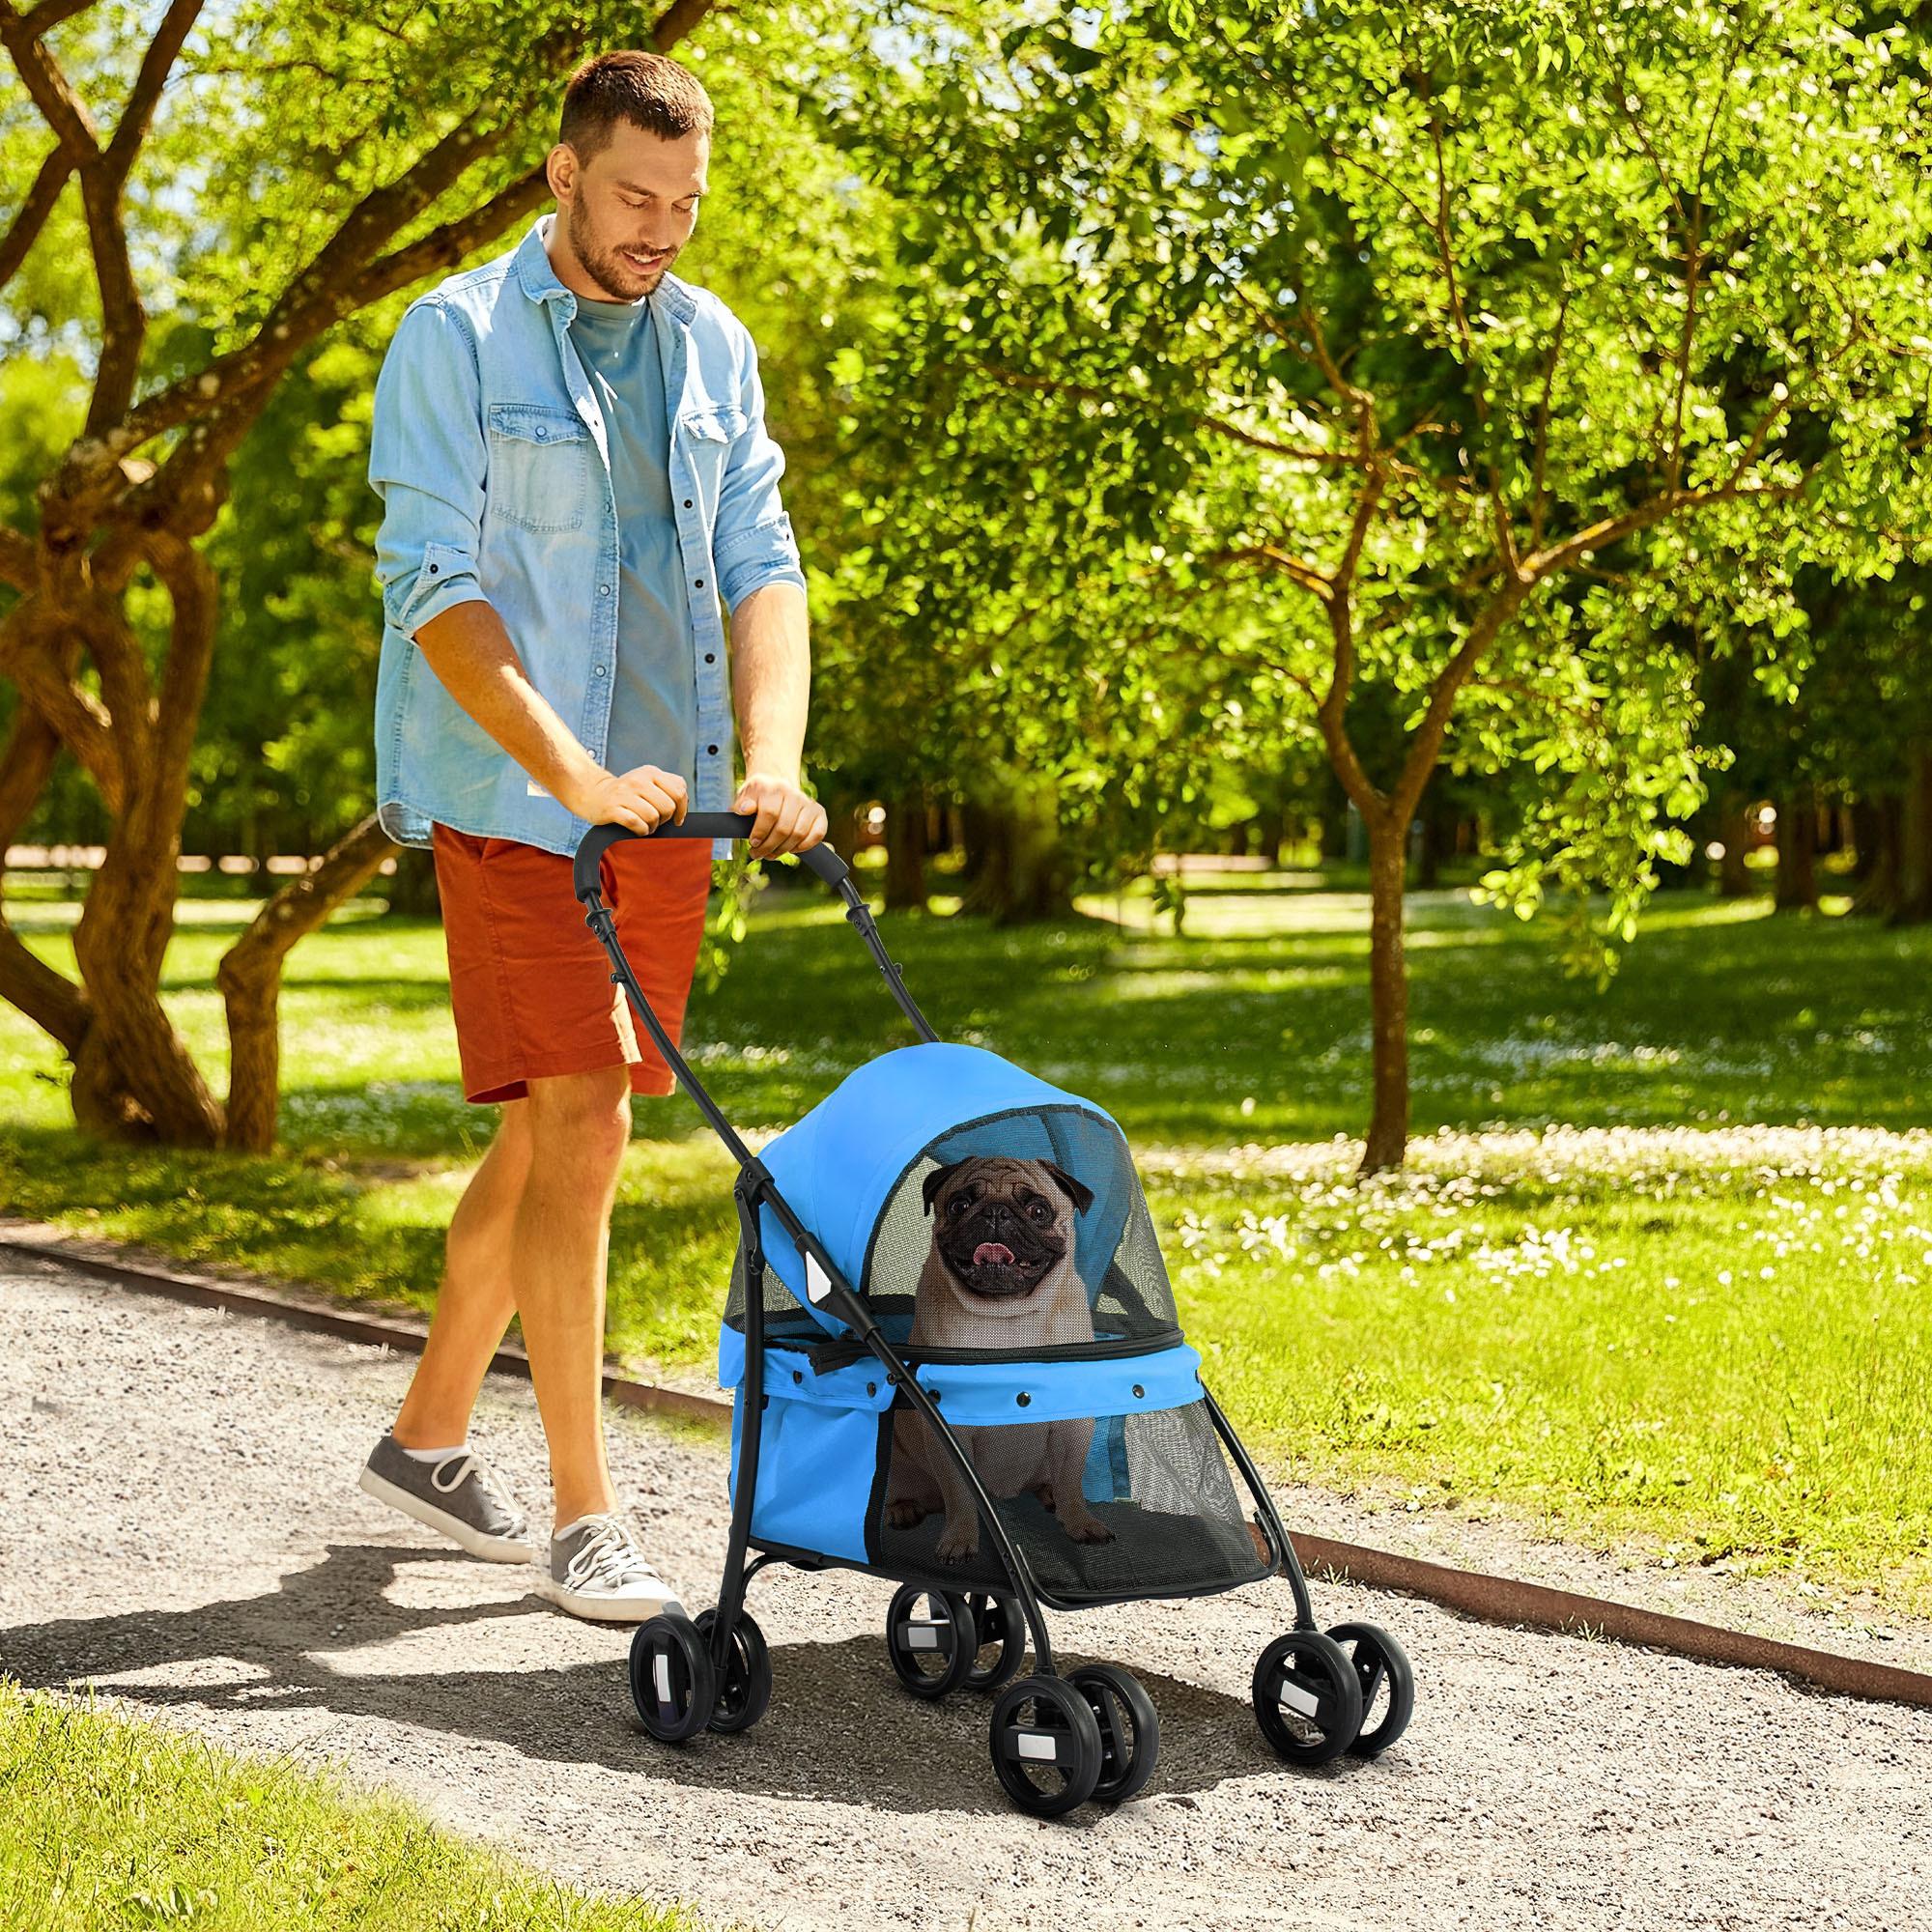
[554,122,708,301]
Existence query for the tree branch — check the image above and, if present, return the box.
[966,360,1361,466]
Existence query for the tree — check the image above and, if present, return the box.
[0,0,744,1149]
[810,0,1932,1167]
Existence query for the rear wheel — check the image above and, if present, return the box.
[959,1592,1028,1691]
[988,1675,1104,1817]
[885,1583,976,1699]
[1251,1630,1364,1767]
[629,1612,717,1744]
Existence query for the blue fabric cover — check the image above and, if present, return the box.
[720,1041,1187,1567]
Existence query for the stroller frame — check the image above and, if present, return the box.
[574,814,1411,1810]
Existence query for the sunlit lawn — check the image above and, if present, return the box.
[0,1679,696,1932]
[3,860,1930,1609]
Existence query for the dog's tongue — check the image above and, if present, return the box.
[973,1241,1015,1267]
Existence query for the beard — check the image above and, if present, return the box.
[565,195,673,300]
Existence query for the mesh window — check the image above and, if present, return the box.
[874,1396,1271,1605]
[724,1103,1180,1354]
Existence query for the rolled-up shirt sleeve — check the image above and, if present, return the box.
[368,296,490,639]
[714,326,809,616]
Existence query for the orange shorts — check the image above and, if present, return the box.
[430,822,713,1105]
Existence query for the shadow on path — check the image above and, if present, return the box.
[0,1542,1334,1817]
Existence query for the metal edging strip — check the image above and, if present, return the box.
[7,1221,1929,1713]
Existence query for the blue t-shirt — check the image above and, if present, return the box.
[566,291,696,789]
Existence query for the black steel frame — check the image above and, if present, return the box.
[573,814,1317,1689]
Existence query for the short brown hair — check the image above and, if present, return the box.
[559,51,713,161]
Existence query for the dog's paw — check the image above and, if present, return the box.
[936,1524,980,1564]
[1062,1512,1114,1545]
[1029,1482,1057,1513]
[885,1498,929,1530]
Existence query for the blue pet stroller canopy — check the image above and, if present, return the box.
[748,1042,1143,1336]
[719,1043,1271,1605]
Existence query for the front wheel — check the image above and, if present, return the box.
[988,1674,1105,1818]
[629,1612,718,1744]
[1067,1662,1159,1804]
[1252,1629,1364,1768]
[1326,1621,1414,1759]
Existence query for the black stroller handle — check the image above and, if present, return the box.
[573,815,940,1157]
[573,813,852,903]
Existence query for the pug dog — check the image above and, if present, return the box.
[882,1155,1116,1564]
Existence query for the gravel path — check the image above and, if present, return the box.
[5,1253,1928,1932]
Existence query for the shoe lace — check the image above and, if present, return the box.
[560,1514,663,1593]
[430,1448,527,1532]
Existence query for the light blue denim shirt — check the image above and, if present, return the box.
[367,210,808,863]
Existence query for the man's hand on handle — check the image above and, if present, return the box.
[732,771,829,860]
[566,764,689,836]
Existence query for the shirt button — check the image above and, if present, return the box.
[594,665,608,677]
[704,653,715,663]
[535,427,548,440]
[694,579,704,588]
[707,744,719,755]
[599,584,611,596]
[683,498,693,508]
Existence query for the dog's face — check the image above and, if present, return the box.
[920,1155,1095,1305]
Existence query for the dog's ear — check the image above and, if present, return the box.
[1040,1161,1095,1216]
[921,1161,965,1216]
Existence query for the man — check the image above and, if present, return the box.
[357,49,828,1622]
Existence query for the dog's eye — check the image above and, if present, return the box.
[945,1194,969,1216]
[1025,1198,1050,1221]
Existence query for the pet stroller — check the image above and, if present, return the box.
[576,816,1415,1817]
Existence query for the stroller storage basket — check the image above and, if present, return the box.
[574,813,1415,1811]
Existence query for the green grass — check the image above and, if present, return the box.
[0,1678,701,1931]
[3,864,1930,1610]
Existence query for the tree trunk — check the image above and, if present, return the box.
[955,798,991,889]
[882,792,928,911]
[217,816,395,1151]
[1414,785,1448,891]
[1360,810,1410,1174]
[1718,794,1752,897]
[1775,790,1817,911]
[959,786,1072,924]
[380,842,441,918]
[1851,793,1903,918]
[1896,747,1932,925]
[1253,805,1286,868]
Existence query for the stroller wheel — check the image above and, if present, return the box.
[696,1606,773,1735]
[886,1584,977,1699]
[629,1612,718,1745]
[989,1674,1105,1818]
[1252,1630,1364,1768]
[1325,1621,1414,1759]
[1067,1662,1159,1804]
[958,1592,1027,1691]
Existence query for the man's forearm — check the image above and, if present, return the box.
[728,582,810,785]
[412,598,604,815]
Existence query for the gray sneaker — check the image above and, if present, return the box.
[357,1434,533,1562]
[533,1511,684,1624]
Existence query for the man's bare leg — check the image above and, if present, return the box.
[511,1064,633,1529]
[391,1099,534,1449]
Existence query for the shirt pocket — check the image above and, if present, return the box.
[675,403,749,506]
[485,401,594,534]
